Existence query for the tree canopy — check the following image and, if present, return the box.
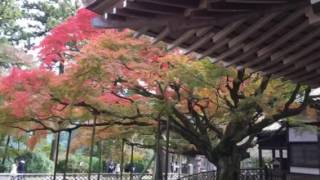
[0,27,313,180]
[0,4,317,180]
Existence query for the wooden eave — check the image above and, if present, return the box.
[85,0,320,88]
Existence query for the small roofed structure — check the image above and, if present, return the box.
[257,129,288,173]
[257,119,320,180]
[84,0,320,88]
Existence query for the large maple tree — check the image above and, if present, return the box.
[0,29,313,180]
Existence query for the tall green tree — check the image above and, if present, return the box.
[1,0,80,49]
[0,0,21,40]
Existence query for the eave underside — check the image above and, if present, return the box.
[86,0,320,88]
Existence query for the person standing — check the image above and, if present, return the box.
[17,160,25,180]
[115,163,120,174]
[10,161,17,180]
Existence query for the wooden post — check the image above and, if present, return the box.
[258,147,263,180]
[130,143,134,180]
[88,117,97,180]
[63,130,72,180]
[258,147,263,168]
[272,149,276,160]
[155,120,162,180]
[97,141,103,180]
[164,119,170,180]
[53,132,61,180]
[120,139,125,180]
[1,136,10,165]
[138,154,155,180]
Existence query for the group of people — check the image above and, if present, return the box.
[10,159,26,180]
[105,161,121,173]
[105,160,138,173]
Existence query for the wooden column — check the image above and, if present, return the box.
[155,120,163,180]
[120,139,125,180]
[88,117,97,180]
[258,147,263,168]
[164,119,170,180]
[53,132,61,180]
[272,149,276,160]
[63,130,72,180]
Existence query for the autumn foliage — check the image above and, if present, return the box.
[38,8,104,66]
[0,8,313,179]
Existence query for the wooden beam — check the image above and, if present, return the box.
[248,55,274,72]
[275,52,320,78]
[240,19,309,70]
[226,11,302,66]
[263,40,320,75]
[196,27,213,37]
[85,0,120,14]
[285,69,311,80]
[303,78,320,88]
[115,8,157,19]
[133,27,149,38]
[221,14,282,66]
[212,19,245,42]
[195,19,245,59]
[92,15,228,30]
[294,72,319,83]
[209,2,258,12]
[190,9,249,19]
[184,32,216,54]
[224,0,288,4]
[243,9,305,52]
[198,38,229,59]
[306,59,320,72]
[270,29,320,61]
[215,44,244,63]
[152,27,170,44]
[258,21,309,56]
[295,70,320,86]
[283,40,320,64]
[167,30,196,50]
[229,13,278,47]
[133,0,200,9]
[125,1,185,15]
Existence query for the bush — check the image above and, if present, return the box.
[124,162,144,173]
[0,164,7,173]
[18,151,54,173]
[57,154,101,173]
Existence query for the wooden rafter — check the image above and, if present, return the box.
[86,0,320,87]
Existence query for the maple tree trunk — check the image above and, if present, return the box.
[216,153,241,180]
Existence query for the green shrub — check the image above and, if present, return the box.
[18,151,54,173]
[57,154,101,173]
[0,164,7,173]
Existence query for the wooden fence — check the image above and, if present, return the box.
[2,169,319,180]
[178,169,266,180]
[0,173,181,180]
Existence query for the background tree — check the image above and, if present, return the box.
[0,0,21,40]
[1,0,81,49]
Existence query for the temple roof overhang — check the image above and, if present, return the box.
[85,0,320,88]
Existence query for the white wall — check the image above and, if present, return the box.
[290,167,320,175]
[289,127,318,142]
